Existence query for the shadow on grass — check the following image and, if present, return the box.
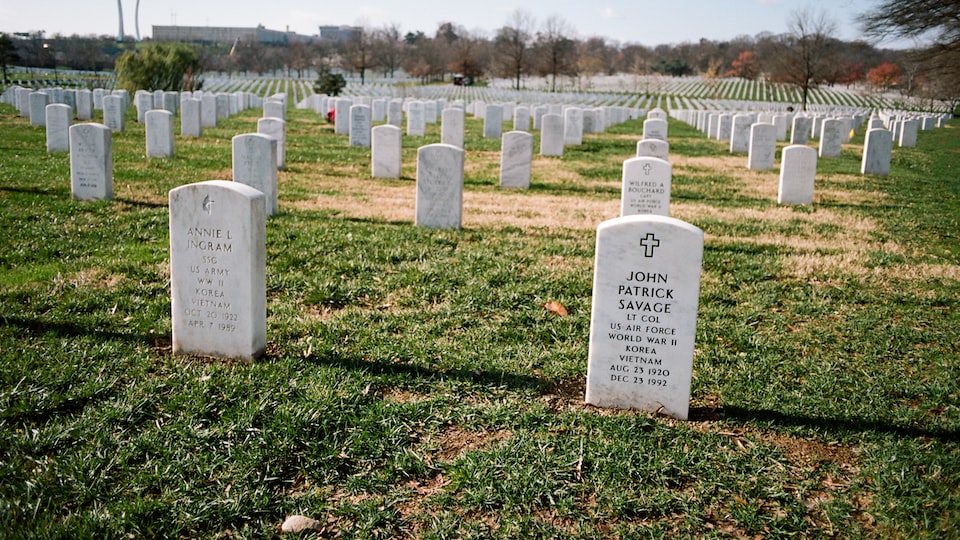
[303,349,547,394]
[1,315,158,347]
[712,406,960,443]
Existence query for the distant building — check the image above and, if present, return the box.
[152,25,316,45]
[317,26,360,43]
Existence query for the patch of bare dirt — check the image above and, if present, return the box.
[434,426,513,462]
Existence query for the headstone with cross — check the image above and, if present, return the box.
[168,180,267,360]
[621,156,672,217]
[585,214,704,420]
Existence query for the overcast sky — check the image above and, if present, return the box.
[0,0,912,48]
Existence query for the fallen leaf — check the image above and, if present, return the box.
[279,515,322,533]
[543,301,568,316]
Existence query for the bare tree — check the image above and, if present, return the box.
[860,0,960,111]
[494,9,534,90]
[343,24,375,84]
[533,15,578,92]
[770,7,838,111]
[445,25,489,83]
[372,24,404,78]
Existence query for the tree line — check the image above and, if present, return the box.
[2,2,957,110]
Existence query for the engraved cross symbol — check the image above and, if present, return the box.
[639,232,660,258]
[643,163,653,175]
[202,195,215,215]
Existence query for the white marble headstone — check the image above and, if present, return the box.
[621,157,672,217]
[729,115,752,153]
[145,109,175,158]
[102,95,124,132]
[586,214,704,420]
[415,144,464,229]
[45,104,72,153]
[76,90,93,121]
[349,104,372,148]
[636,139,669,160]
[861,128,892,176]
[169,180,266,360]
[643,118,668,142]
[500,131,533,189]
[257,117,287,169]
[747,123,776,170]
[540,114,564,157]
[181,97,202,137]
[201,95,218,128]
[441,107,464,149]
[372,124,402,179]
[407,101,426,136]
[69,123,113,201]
[29,92,49,127]
[791,116,812,145]
[778,145,817,205]
[484,104,503,139]
[563,107,583,145]
[232,133,278,216]
[819,119,843,158]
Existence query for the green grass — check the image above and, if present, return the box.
[0,100,958,538]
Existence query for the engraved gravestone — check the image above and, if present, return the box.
[407,100,426,136]
[135,91,152,122]
[76,89,93,120]
[424,100,438,124]
[349,104,371,148]
[201,95,218,128]
[387,99,403,127]
[45,103,72,153]
[334,98,352,135]
[747,123,776,170]
[441,107,464,149]
[643,118,668,142]
[819,118,843,158]
[29,92,49,127]
[372,98,386,122]
[145,109,175,158]
[415,143,464,229]
[162,91,178,114]
[621,157,672,217]
[540,113,564,157]
[791,116,812,144]
[232,133,278,216]
[215,94,230,120]
[102,94,124,132]
[263,98,285,121]
[861,128,892,176]
[181,97,202,137]
[564,107,583,145]
[484,104,503,139]
[717,113,733,141]
[898,118,920,148]
[169,180,266,360]
[513,105,530,132]
[636,138,669,160]
[778,145,817,205]
[69,123,113,201]
[586,214,704,420]
[729,114,752,153]
[257,117,287,169]
[500,131,533,189]
[372,124,402,179]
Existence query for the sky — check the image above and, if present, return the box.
[0,0,910,48]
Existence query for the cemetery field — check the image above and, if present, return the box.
[1,102,959,539]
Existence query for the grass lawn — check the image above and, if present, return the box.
[0,99,958,538]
